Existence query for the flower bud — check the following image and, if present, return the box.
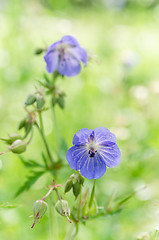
[55,200,71,223]
[35,48,44,55]
[73,181,81,198]
[1,133,23,145]
[64,179,73,193]
[25,94,37,106]
[33,200,48,219]
[31,200,48,228]
[9,133,23,142]
[9,139,26,154]
[37,96,45,110]
[77,174,84,185]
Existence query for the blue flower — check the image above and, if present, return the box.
[66,127,121,179]
[44,35,87,77]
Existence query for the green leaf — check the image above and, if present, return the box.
[0,202,19,209]
[19,156,45,168]
[117,191,135,206]
[41,152,49,169]
[15,171,45,197]
[44,73,50,83]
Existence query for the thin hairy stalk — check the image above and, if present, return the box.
[35,122,54,164]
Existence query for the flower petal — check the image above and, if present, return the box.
[61,35,80,47]
[80,154,106,179]
[68,47,87,66]
[97,144,121,168]
[94,127,117,146]
[73,128,93,145]
[44,50,59,73]
[58,54,81,77]
[66,145,88,170]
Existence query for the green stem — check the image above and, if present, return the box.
[35,122,54,164]
[49,196,58,240]
[89,179,96,208]
[65,222,78,240]
[77,191,82,219]
[38,111,44,133]
[51,104,60,150]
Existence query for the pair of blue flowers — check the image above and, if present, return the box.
[44,36,121,179]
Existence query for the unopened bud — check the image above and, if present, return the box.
[33,200,48,219]
[18,118,27,130]
[31,200,48,228]
[64,179,73,193]
[73,181,81,198]
[34,48,44,55]
[25,94,37,106]
[1,133,23,145]
[77,174,84,185]
[55,200,71,223]
[37,96,45,110]
[9,139,26,154]
[9,133,23,142]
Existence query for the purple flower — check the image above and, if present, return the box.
[44,35,87,77]
[66,127,121,179]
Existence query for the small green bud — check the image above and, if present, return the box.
[55,200,71,223]
[37,96,45,110]
[18,118,27,130]
[73,181,81,198]
[9,139,26,154]
[31,200,48,228]
[25,94,37,106]
[77,174,84,185]
[34,48,44,55]
[33,200,48,219]
[1,133,23,145]
[64,179,73,193]
[9,133,23,142]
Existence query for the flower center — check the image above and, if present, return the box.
[88,132,97,158]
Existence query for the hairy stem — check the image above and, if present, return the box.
[35,122,54,164]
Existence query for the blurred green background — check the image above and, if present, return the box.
[1,0,159,239]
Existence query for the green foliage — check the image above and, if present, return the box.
[15,171,45,197]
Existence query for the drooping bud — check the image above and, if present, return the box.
[37,96,45,110]
[64,178,73,193]
[73,181,81,198]
[55,200,71,223]
[9,139,26,154]
[77,174,84,186]
[1,133,23,145]
[31,200,48,228]
[25,94,37,106]
[34,48,44,55]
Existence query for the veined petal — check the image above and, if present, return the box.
[68,47,87,66]
[58,55,81,77]
[97,144,121,168]
[73,128,93,145]
[66,145,88,171]
[80,154,106,179]
[94,127,117,146]
[61,35,80,47]
[44,50,59,73]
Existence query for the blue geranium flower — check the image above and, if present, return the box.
[44,35,87,77]
[66,127,121,179]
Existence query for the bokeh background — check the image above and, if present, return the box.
[0,0,159,239]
